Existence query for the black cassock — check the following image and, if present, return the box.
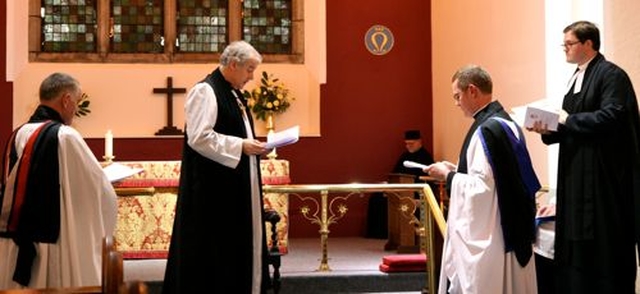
[542,53,640,293]
[162,68,270,294]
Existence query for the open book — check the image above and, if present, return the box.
[265,125,300,149]
[511,99,561,131]
[103,162,144,183]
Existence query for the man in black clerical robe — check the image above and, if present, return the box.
[529,21,640,293]
[366,130,435,239]
[531,21,640,294]
[163,41,272,294]
[392,130,435,177]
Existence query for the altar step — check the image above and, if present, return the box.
[142,272,426,294]
[275,271,426,293]
[124,237,431,293]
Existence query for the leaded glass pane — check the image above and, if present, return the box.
[41,0,97,52]
[177,0,228,53]
[242,0,292,54]
[111,0,164,53]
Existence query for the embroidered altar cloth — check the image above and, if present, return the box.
[112,159,290,258]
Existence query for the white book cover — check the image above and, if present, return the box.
[511,99,561,131]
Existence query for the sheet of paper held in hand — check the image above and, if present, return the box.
[265,125,300,149]
[511,99,560,131]
[103,162,144,183]
[403,160,429,170]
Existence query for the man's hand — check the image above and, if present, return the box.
[526,109,568,134]
[425,161,456,181]
[526,120,551,134]
[242,139,271,156]
[536,204,556,218]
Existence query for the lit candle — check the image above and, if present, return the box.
[105,129,113,158]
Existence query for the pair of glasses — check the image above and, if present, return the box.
[561,40,581,48]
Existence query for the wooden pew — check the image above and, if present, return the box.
[0,236,147,294]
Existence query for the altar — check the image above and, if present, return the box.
[112,159,290,258]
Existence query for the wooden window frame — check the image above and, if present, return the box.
[29,0,304,64]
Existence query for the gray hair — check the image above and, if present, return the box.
[39,72,80,102]
[219,40,263,67]
[451,65,493,94]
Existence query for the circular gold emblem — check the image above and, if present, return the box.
[364,25,394,55]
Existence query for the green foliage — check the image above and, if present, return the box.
[243,71,294,121]
[75,93,91,117]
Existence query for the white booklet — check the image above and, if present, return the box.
[103,162,144,183]
[511,99,560,131]
[403,160,429,170]
[265,125,300,149]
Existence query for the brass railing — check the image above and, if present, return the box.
[262,183,446,293]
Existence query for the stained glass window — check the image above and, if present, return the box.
[41,0,97,52]
[242,0,292,54]
[111,0,164,53]
[32,0,302,63]
[177,0,229,53]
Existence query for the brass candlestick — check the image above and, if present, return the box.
[102,155,115,164]
[266,112,278,159]
[266,112,275,132]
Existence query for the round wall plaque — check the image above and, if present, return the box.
[364,25,395,55]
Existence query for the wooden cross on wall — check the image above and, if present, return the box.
[154,76,187,136]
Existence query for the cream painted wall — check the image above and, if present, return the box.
[7,1,326,139]
[432,0,640,188]
[431,1,547,182]
[605,1,640,97]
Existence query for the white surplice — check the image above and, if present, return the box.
[0,123,118,289]
[438,124,537,294]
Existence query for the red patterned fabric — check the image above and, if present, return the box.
[260,159,290,254]
[113,161,181,188]
[113,160,290,258]
[114,178,179,188]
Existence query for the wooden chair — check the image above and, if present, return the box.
[0,236,147,294]
[264,209,282,294]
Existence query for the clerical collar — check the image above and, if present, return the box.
[472,101,492,118]
[28,105,64,124]
[570,54,596,94]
